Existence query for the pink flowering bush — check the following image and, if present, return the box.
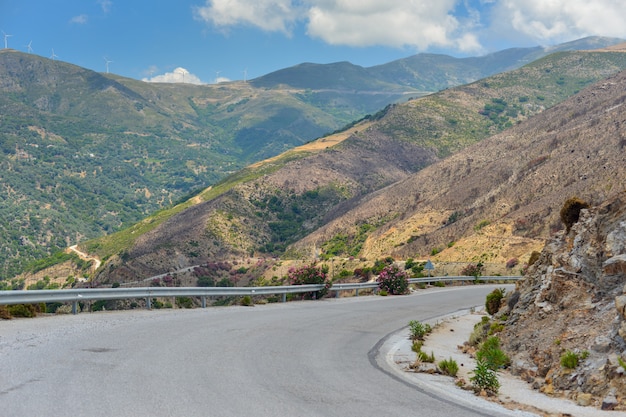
[461,262,484,278]
[376,265,409,295]
[288,263,331,299]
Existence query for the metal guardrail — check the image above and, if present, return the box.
[0,276,521,314]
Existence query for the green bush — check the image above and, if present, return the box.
[560,197,589,233]
[560,350,584,369]
[417,350,435,363]
[409,320,432,340]
[471,359,500,393]
[439,358,459,377]
[485,288,506,315]
[7,304,38,318]
[240,295,253,306]
[176,297,194,309]
[476,336,510,370]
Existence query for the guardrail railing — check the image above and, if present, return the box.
[0,276,521,314]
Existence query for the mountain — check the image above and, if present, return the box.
[1,37,624,282]
[294,55,626,269]
[73,48,626,286]
[256,36,626,92]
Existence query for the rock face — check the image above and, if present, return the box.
[500,191,626,409]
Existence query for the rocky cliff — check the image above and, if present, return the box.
[500,191,626,410]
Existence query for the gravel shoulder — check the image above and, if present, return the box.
[387,310,626,417]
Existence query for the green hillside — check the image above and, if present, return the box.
[80,49,626,285]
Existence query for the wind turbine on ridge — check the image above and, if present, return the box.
[2,31,13,49]
[26,41,33,53]
[103,56,113,73]
[50,48,58,61]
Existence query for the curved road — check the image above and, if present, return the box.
[0,286,519,416]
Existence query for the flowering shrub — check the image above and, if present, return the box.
[288,263,331,299]
[505,258,518,269]
[377,265,409,295]
[461,262,484,278]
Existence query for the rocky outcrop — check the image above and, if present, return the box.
[499,191,626,410]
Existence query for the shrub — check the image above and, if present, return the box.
[409,320,432,340]
[240,295,253,306]
[476,336,510,370]
[485,288,506,315]
[288,262,331,299]
[560,350,586,369]
[7,304,38,318]
[560,197,589,233]
[376,265,410,295]
[439,358,459,377]
[0,305,12,319]
[471,359,500,393]
[505,258,518,269]
[176,297,194,309]
[527,251,541,266]
[417,350,435,363]
[461,262,484,278]
[618,357,626,371]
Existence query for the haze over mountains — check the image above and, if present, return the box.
[1,36,625,283]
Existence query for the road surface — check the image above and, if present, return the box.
[0,285,521,416]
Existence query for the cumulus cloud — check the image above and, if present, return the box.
[142,67,204,85]
[492,0,626,43]
[193,0,626,54]
[70,14,88,25]
[193,0,298,34]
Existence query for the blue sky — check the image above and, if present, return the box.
[1,1,625,85]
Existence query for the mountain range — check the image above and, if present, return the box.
[83,45,626,286]
[1,36,625,284]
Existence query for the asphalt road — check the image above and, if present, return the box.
[0,285,518,416]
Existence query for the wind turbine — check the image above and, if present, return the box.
[215,70,221,84]
[50,48,58,61]
[242,68,247,82]
[26,40,33,53]
[103,56,113,73]
[176,68,187,83]
[2,31,13,49]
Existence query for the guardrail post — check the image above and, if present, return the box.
[72,301,78,315]
[201,296,206,308]
[146,297,151,310]
[282,293,287,303]
[355,288,359,297]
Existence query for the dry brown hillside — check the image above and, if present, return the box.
[292,69,626,266]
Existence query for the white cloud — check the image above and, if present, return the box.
[98,0,113,14]
[192,0,626,55]
[193,0,298,34]
[70,14,88,25]
[142,67,204,85]
[492,0,626,43]
[306,0,479,51]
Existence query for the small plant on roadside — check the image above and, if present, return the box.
[439,358,459,377]
[618,356,626,371]
[417,350,435,363]
[240,295,253,306]
[379,289,388,296]
[476,336,510,370]
[409,320,432,340]
[560,350,581,369]
[470,359,500,393]
[411,340,423,353]
[485,288,506,315]
[377,264,410,295]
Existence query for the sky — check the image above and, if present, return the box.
[1,0,626,85]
